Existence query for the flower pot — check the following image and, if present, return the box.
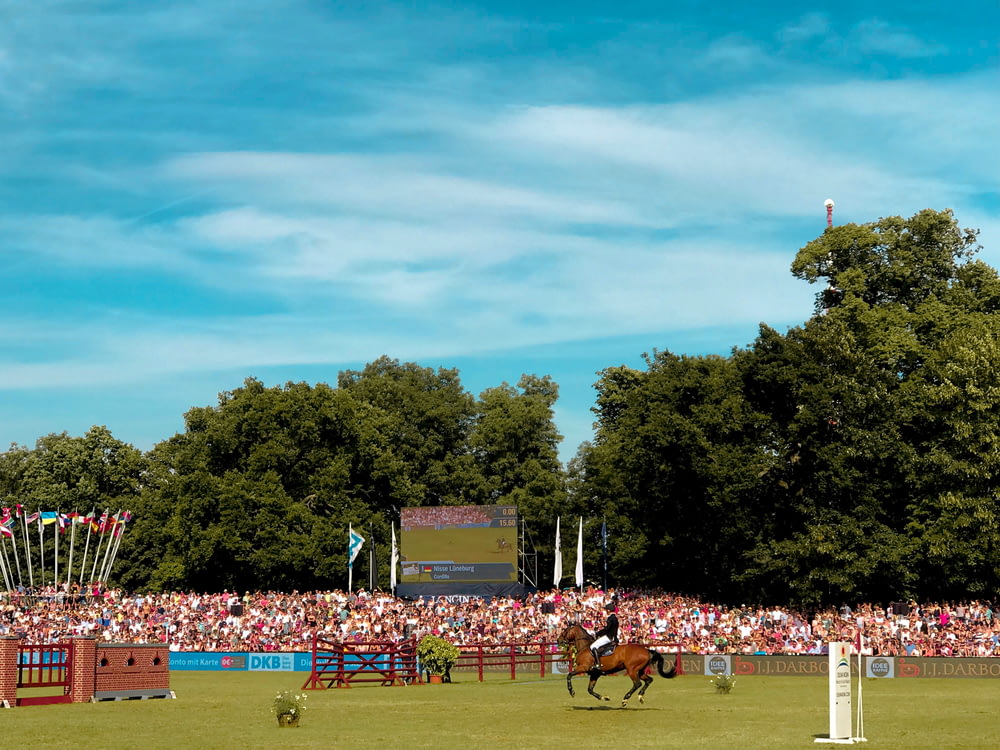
[277,713,300,727]
[428,674,443,684]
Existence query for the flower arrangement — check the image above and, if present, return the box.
[709,673,736,694]
[272,689,307,725]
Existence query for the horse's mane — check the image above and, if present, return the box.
[563,622,595,643]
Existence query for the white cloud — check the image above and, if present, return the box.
[851,19,943,58]
[777,13,831,44]
[699,34,770,70]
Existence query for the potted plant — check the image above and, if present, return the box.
[417,634,460,683]
[272,689,307,726]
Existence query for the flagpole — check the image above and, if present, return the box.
[38,516,45,587]
[98,511,117,582]
[390,523,398,595]
[0,536,11,591]
[98,511,118,583]
[79,507,95,586]
[369,522,375,591]
[54,511,60,589]
[90,509,109,584]
[348,524,354,592]
[1,536,14,592]
[21,509,33,589]
[103,511,130,585]
[66,514,77,590]
[8,521,23,588]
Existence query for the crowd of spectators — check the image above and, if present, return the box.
[1,585,996,658]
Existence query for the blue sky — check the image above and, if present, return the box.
[2,1,998,461]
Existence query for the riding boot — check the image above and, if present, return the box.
[590,651,601,673]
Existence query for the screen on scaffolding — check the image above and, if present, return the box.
[399,505,518,588]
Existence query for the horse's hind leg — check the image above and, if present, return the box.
[587,675,609,702]
[621,673,643,708]
[636,674,653,704]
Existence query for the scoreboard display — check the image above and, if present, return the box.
[399,505,518,586]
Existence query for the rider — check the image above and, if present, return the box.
[590,598,620,671]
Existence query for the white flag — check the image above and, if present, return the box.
[390,523,399,593]
[575,517,584,588]
[553,516,563,587]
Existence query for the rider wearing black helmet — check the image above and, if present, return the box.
[590,599,620,671]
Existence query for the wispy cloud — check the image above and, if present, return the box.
[0,1,996,456]
[851,18,944,58]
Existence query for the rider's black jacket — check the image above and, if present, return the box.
[595,612,619,641]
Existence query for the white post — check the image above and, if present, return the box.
[815,642,853,743]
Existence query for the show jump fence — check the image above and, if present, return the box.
[0,637,172,707]
[301,635,683,689]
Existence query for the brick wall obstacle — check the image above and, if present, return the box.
[0,638,173,708]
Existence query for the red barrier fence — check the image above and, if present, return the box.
[301,636,683,688]
[302,637,420,689]
[15,643,73,706]
[454,642,683,681]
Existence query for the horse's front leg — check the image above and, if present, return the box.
[587,675,609,702]
[566,671,576,697]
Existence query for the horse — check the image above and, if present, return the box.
[557,623,676,708]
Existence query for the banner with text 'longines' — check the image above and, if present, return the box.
[396,505,524,597]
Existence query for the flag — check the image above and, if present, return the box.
[422,564,433,573]
[58,513,71,532]
[574,517,584,588]
[390,523,399,593]
[24,511,40,524]
[41,511,59,525]
[553,516,563,587]
[348,524,365,567]
[601,518,608,589]
[0,517,13,538]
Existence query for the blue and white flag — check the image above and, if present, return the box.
[348,524,365,568]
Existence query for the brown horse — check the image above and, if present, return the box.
[557,623,676,708]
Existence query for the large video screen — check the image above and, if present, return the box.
[399,505,518,586]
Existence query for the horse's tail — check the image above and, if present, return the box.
[650,649,678,679]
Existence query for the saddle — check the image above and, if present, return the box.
[594,640,617,658]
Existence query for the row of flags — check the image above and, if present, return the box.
[553,516,588,589]
[0,508,132,538]
[0,507,134,592]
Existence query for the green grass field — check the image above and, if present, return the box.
[3,672,999,750]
